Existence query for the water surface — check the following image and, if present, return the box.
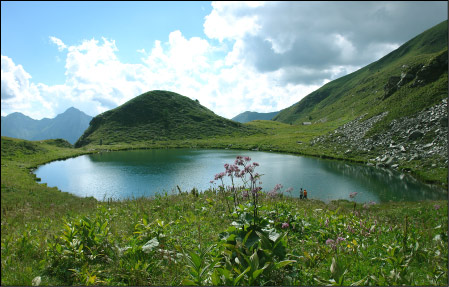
[34,149,446,203]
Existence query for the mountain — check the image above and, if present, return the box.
[1,107,92,144]
[271,20,447,182]
[273,20,447,128]
[232,111,279,123]
[75,90,257,147]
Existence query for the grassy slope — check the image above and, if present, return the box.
[75,90,258,147]
[273,20,447,129]
[1,137,447,285]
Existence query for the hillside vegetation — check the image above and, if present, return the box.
[75,90,259,147]
[232,111,279,123]
[1,137,447,285]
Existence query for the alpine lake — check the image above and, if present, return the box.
[34,149,446,203]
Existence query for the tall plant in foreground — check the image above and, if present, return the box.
[212,156,262,226]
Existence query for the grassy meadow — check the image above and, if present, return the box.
[1,136,447,286]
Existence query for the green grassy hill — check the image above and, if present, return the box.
[75,90,257,147]
[273,20,448,128]
[231,111,279,123]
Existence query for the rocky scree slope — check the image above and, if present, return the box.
[311,97,447,172]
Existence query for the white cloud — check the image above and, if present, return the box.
[49,36,67,51]
[2,2,447,121]
[1,55,55,119]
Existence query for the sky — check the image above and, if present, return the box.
[1,1,447,120]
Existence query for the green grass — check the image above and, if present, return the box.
[1,137,447,285]
[75,90,260,147]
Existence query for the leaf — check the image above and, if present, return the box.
[269,230,280,242]
[211,269,221,285]
[188,251,202,270]
[234,266,251,285]
[242,230,253,245]
[351,277,367,286]
[250,249,259,271]
[330,257,337,275]
[252,267,266,280]
[275,260,296,269]
[181,278,197,286]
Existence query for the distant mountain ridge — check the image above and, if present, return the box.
[232,111,279,123]
[1,107,92,144]
[75,90,258,147]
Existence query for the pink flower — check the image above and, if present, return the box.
[251,187,262,194]
[282,222,289,229]
[434,204,441,210]
[214,172,225,180]
[336,237,345,243]
[349,192,358,198]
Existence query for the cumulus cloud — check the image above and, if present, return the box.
[1,55,55,119]
[49,36,67,51]
[2,2,447,120]
[204,1,447,84]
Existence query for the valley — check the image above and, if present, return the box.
[1,18,447,286]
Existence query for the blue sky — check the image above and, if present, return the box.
[1,1,212,84]
[1,1,447,120]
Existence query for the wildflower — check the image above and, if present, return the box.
[267,189,278,198]
[324,217,329,227]
[214,172,225,180]
[326,238,335,246]
[32,276,41,286]
[253,162,259,167]
[282,222,289,229]
[336,237,346,243]
[369,201,376,205]
[235,156,244,166]
[434,204,441,210]
[251,186,262,195]
[244,156,251,162]
[271,183,283,193]
[285,187,293,194]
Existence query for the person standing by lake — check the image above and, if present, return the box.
[300,188,304,199]
[304,189,308,199]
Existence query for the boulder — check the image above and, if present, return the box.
[408,130,424,140]
[383,76,400,99]
[440,117,448,127]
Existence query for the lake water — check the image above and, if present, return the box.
[34,149,446,203]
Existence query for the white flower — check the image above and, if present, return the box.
[32,276,41,286]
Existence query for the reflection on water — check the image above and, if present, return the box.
[34,149,446,202]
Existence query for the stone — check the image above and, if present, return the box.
[408,130,424,140]
[423,143,433,148]
[383,76,401,99]
[385,157,395,166]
